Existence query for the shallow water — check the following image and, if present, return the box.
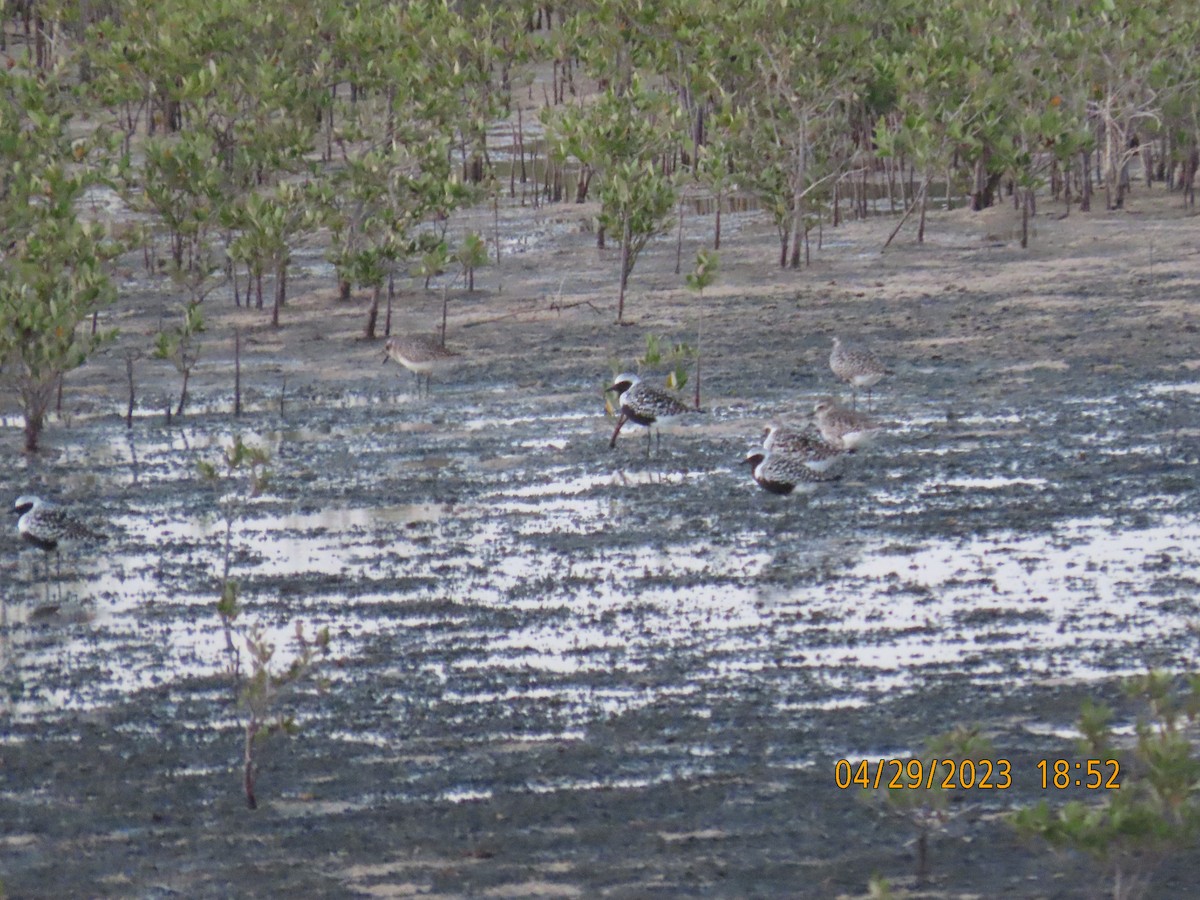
[4,378,1196,754]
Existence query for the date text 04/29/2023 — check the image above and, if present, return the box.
[833,758,1122,791]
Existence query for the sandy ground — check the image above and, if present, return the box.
[2,178,1200,899]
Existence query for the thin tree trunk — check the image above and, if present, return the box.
[384,270,394,337]
[125,354,136,429]
[176,368,189,418]
[1063,157,1072,215]
[271,263,286,327]
[243,724,258,810]
[1079,149,1092,212]
[714,190,722,250]
[493,194,501,265]
[884,176,930,250]
[617,217,631,323]
[234,328,242,417]
[24,410,43,452]
[364,284,381,340]
[674,197,685,275]
[789,118,807,269]
[917,183,928,243]
[441,284,449,345]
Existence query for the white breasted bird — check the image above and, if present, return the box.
[605,372,698,454]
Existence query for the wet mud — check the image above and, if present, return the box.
[3,188,1200,897]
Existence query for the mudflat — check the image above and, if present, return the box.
[2,182,1199,898]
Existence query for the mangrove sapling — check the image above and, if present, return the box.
[455,231,489,293]
[861,725,998,887]
[198,435,270,680]
[154,301,205,419]
[637,333,697,395]
[685,250,718,411]
[543,81,678,322]
[199,437,330,809]
[227,183,317,328]
[236,619,330,810]
[414,238,449,291]
[1011,676,1200,900]
[0,66,119,452]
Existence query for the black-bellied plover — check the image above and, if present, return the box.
[383,335,460,397]
[829,336,891,410]
[12,495,107,597]
[605,372,697,454]
[812,399,883,451]
[762,423,845,473]
[743,450,841,495]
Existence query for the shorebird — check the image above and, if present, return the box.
[762,423,845,474]
[12,495,107,599]
[829,336,891,410]
[383,335,460,397]
[743,450,842,495]
[605,372,697,454]
[812,399,883,451]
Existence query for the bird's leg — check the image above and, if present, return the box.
[609,413,628,449]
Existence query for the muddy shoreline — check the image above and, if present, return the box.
[3,187,1200,897]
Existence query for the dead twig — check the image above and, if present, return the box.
[460,297,604,329]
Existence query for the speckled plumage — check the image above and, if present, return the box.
[761,423,845,473]
[830,337,891,409]
[812,400,882,451]
[13,495,106,552]
[743,450,842,495]
[384,335,460,396]
[606,373,697,452]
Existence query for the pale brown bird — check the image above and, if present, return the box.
[812,400,883,451]
[383,335,461,397]
[830,336,892,410]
